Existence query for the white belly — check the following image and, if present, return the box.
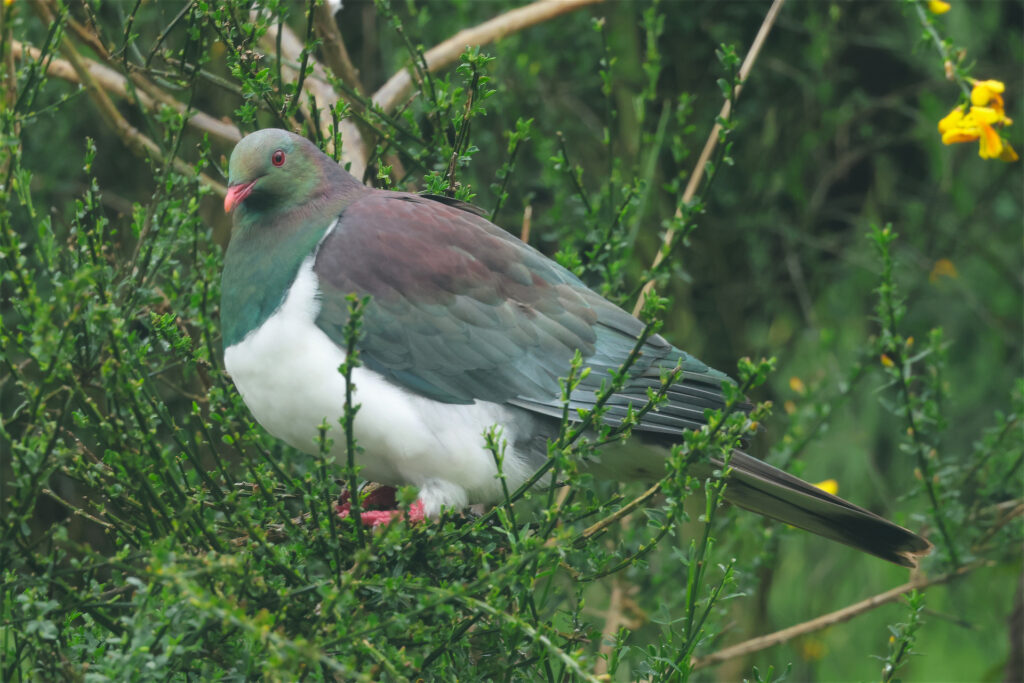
[223,257,540,515]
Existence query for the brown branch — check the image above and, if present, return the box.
[313,2,363,94]
[29,5,226,197]
[309,7,412,184]
[520,204,533,243]
[371,0,603,114]
[2,1,18,180]
[632,0,786,315]
[594,575,625,676]
[578,479,663,543]
[322,0,601,183]
[64,12,113,62]
[691,560,988,671]
[261,20,368,178]
[11,40,241,147]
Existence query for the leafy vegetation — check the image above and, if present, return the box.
[1,0,1020,680]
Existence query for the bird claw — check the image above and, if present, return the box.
[335,484,426,526]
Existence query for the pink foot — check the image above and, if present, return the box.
[336,486,426,527]
[352,502,426,526]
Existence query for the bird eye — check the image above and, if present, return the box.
[272,150,286,166]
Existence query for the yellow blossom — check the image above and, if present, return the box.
[783,400,797,415]
[789,376,806,395]
[928,0,951,14]
[971,79,1005,107]
[929,258,958,282]
[880,354,894,367]
[813,479,839,496]
[938,79,1017,162]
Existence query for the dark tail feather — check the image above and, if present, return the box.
[722,451,932,568]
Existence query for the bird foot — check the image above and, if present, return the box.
[336,484,426,526]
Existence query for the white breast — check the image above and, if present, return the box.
[223,257,540,516]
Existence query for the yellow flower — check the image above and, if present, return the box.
[929,258,958,282]
[813,479,839,496]
[971,79,1005,108]
[928,0,951,14]
[880,354,895,367]
[789,376,806,395]
[938,79,1018,162]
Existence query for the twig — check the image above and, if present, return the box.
[313,2,363,94]
[261,20,367,177]
[371,0,602,115]
[691,560,987,671]
[353,0,600,181]
[520,204,533,243]
[578,480,662,543]
[593,574,625,676]
[11,40,241,146]
[2,0,19,180]
[29,6,226,197]
[632,0,786,315]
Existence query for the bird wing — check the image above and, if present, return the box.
[312,191,731,434]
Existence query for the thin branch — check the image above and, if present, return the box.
[28,6,226,197]
[261,19,367,177]
[11,40,241,146]
[313,2,363,94]
[309,7,413,183]
[593,574,625,677]
[691,560,987,671]
[21,0,600,187]
[2,0,19,180]
[371,0,603,115]
[633,0,786,315]
[520,204,533,243]
[578,479,662,544]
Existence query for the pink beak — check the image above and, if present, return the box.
[224,180,257,213]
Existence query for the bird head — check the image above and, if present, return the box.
[224,129,332,216]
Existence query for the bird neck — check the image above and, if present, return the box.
[220,198,345,348]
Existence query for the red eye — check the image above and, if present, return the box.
[272,150,286,166]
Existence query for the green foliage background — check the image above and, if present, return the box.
[2,0,1021,680]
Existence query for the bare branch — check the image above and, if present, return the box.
[520,204,533,243]
[691,560,987,671]
[593,575,624,676]
[27,6,226,197]
[261,20,368,178]
[633,0,786,315]
[313,2,363,94]
[11,40,241,147]
[310,6,411,184]
[371,0,603,114]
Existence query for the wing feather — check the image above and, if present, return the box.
[313,190,734,429]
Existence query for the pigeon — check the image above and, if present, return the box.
[220,128,931,567]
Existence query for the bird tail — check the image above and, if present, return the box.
[720,451,932,568]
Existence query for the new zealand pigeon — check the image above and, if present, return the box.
[221,128,931,567]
